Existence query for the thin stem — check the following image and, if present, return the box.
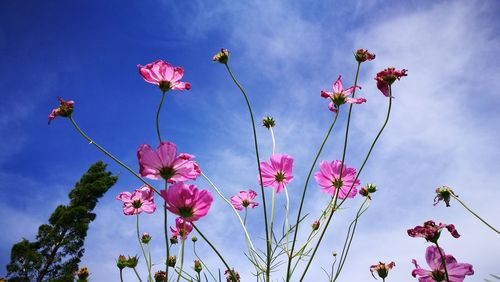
[434,241,450,282]
[147,243,152,278]
[119,269,124,282]
[191,223,236,282]
[132,267,143,282]
[194,241,218,281]
[136,215,152,282]
[244,207,248,226]
[286,110,340,281]
[270,127,276,155]
[156,91,166,143]
[68,116,159,194]
[224,63,271,280]
[270,188,276,240]
[284,185,290,253]
[177,239,185,282]
[450,194,499,233]
[164,182,170,279]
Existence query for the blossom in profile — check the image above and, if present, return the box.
[434,186,457,207]
[370,261,395,280]
[137,141,200,183]
[355,49,376,63]
[170,217,193,240]
[412,246,474,282]
[320,75,365,113]
[230,190,259,211]
[259,154,294,193]
[375,67,408,97]
[137,60,191,92]
[213,48,229,64]
[161,182,213,222]
[48,97,75,124]
[407,220,460,243]
[314,160,360,199]
[116,185,156,215]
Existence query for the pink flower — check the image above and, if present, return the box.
[116,185,156,215]
[370,261,395,280]
[48,97,75,124]
[320,75,365,113]
[375,67,408,97]
[137,60,191,92]
[230,190,259,211]
[137,141,201,183]
[408,220,460,243]
[355,49,376,63]
[412,246,474,282]
[161,182,213,222]
[314,160,360,199]
[259,154,294,193]
[170,217,193,240]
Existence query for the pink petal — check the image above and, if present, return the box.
[332,75,343,93]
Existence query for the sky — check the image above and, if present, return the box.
[1,0,499,281]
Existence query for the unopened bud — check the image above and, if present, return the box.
[262,116,276,129]
[170,235,178,245]
[154,271,166,282]
[213,49,229,64]
[194,260,203,273]
[366,183,377,193]
[116,255,128,270]
[191,236,198,243]
[167,256,177,268]
[76,266,90,281]
[312,220,320,231]
[141,232,152,244]
[126,255,139,268]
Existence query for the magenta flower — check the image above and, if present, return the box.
[170,217,193,240]
[48,97,75,124]
[320,75,365,113]
[354,49,376,63]
[160,182,213,222]
[138,60,191,92]
[314,160,360,199]
[116,185,156,215]
[408,220,460,243]
[259,154,294,193]
[412,246,474,282]
[375,67,408,97]
[137,141,201,183]
[230,190,259,211]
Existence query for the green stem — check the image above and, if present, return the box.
[286,109,340,281]
[284,185,290,253]
[164,182,170,279]
[119,269,124,282]
[136,215,152,282]
[156,91,166,143]
[132,267,143,282]
[68,116,159,195]
[435,241,450,282]
[270,188,276,240]
[224,63,271,280]
[450,194,499,234]
[193,241,218,281]
[177,239,185,282]
[192,223,236,282]
[244,207,248,226]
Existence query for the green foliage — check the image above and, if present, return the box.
[6,161,118,282]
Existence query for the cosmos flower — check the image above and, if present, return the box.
[116,185,156,215]
[161,182,213,222]
[48,97,75,124]
[407,220,460,243]
[412,246,474,282]
[370,261,395,280]
[259,154,294,193]
[137,60,191,92]
[354,49,376,63]
[375,67,408,97]
[230,190,259,211]
[320,75,365,113]
[170,217,193,240]
[314,160,360,199]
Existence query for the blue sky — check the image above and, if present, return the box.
[1,0,499,281]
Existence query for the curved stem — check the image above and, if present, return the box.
[224,63,271,280]
[156,91,166,143]
[136,215,152,282]
[286,110,339,281]
[68,116,159,195]
[119,269,124,282]
[191,223,236,282]
[450,194,499,234]
[434,241,450,282]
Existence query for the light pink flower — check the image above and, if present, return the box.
[48,97,75,124]
[161,182,213,222]
[320,75,365,113]
[370,261,395,280]
[137,141,201,183]
[375,67,408,97]
[259,154,294,193]
[116,185,156,215]
[230,190,259,211]
[170,217,193,240]
[137,60,191,92]
[412,246,474,282]
[314,160,360,199]
[407,220,460,243]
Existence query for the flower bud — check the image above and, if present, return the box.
[154,270,167,282]
[191,236,198,243]
[194,260,203,273]
[167,255,177,268]
[262,116,276,129]
[213,49,229,64]
[170,235,178,245]
[366,183,377,193]
[126,255,139,268]
[312,220,320,231]
[76,266,90,281]
[116,255,128,270]
[359,188,369,197]
[141,232,152,244]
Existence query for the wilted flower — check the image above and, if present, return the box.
[116,255,128,270]
[76,266,90,280]
[194,260,203,273]
[116,185,156,215]
[154,270,167,282]
[213,48,229,64]
[320,76,365,113]
[355,49,376,63]
[314,160,361,199]
[375,67,408,97]
[370,261,395,280]
[407,220,460,243]
[259,154,294,193]
[224,269,240,282]
[262,116,276,129]
[141,232,151,244]
[137,141,201,183]
[230,190,259,211]
[161,182,213,222]
[434,186,457,207]
[167,256,177,268]
[170,217,193,240]
[412,246,474,282]
[48,97,75,124]
[126,255,139,268]
[137,60,191,92]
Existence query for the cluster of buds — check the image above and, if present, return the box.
[370,261,395,280]
[359,183,377,199]
[76,266,90,282]
[116,255,139,270]
[213,48,229,64]
[434,185,457,207]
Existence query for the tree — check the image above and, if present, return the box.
[6,161,118,282]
